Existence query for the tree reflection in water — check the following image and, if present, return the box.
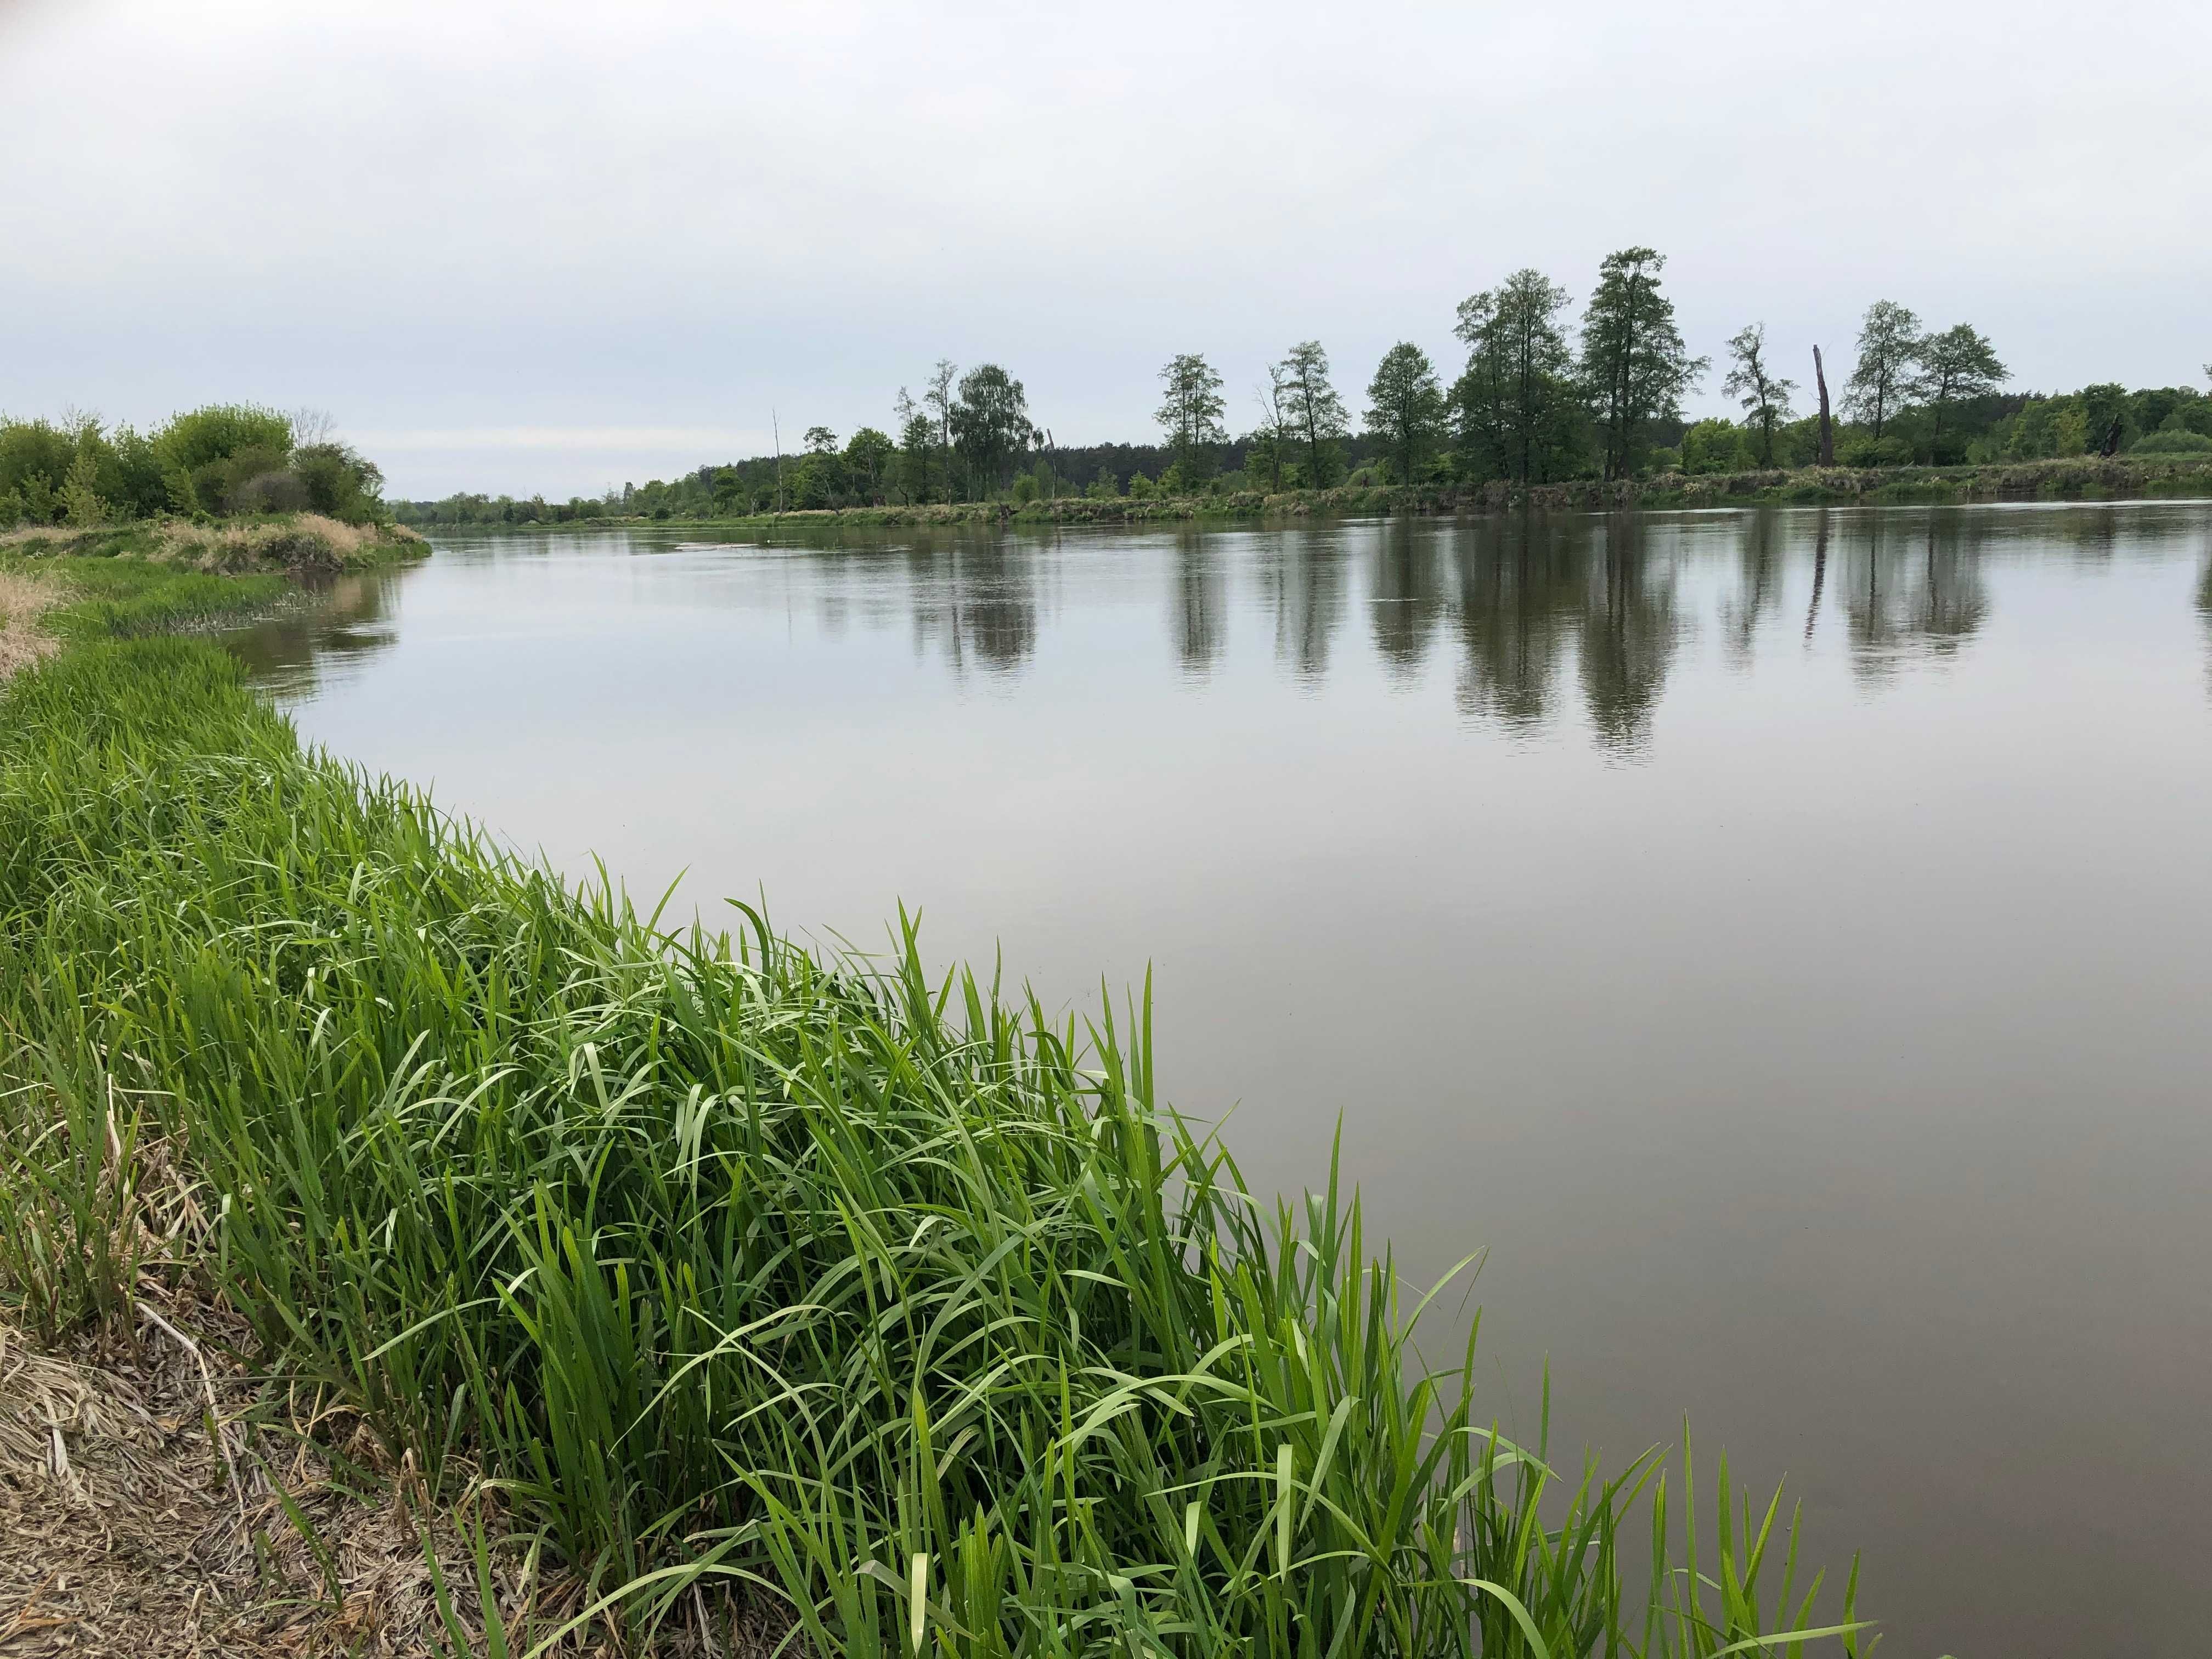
[220,569,403,698]
[1842,509,1991,682]
[1172,525,1227,678]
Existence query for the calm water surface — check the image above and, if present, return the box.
[230,505,2212,1659]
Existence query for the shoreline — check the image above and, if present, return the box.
[398,455,2212,532]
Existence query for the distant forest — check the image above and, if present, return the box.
[414,247,2212,525]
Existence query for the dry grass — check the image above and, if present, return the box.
[0,571,61,685]
[0,1305,763,1657]
[0,517,424,577]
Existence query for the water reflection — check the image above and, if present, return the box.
[1173,527,1227,676]
[1369,517,1442,682]
[1449,520,1580,731]
[1578,515,1678,755]
[1841,512,1990,680]
[902,539,1042,675]
[223,571,402,698]
[235,504,2212,755]
[1260,526,1348,687]
[2198,544,2212,697]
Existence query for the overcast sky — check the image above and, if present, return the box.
[4,0,2208,498]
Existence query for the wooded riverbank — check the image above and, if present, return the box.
[405,455,2212,532]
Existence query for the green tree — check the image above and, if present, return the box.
[844,427,895,503]
[1722,324,1798,468]
[59,444,109,526]
[895,412,934,503]
[1580,247,1703,479]
[1155,353,1227,478]
[1453,270,1581,483]
[1364,342,1447,484]
[292,442,386,522]
[1680,417,1750,475]
[1843,301,1922,443]
[1274,341,1349,489]
[154,403,294,476]
[1910,323,2007,459]
[951,364,1030,498]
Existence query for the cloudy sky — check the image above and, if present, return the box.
[4,0,2207,498]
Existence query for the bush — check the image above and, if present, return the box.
[1681,418,1751,475]
[1838,432,1912,468]
[2131,428,2212,455]
[154,403,294,476]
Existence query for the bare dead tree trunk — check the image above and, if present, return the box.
[1813,347,1835,467]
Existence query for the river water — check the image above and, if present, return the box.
[228,504,2212,1658]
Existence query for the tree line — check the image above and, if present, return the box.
[0,404,390,528]
[396,245,2212,524]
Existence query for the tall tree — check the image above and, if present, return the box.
[1579,247,1705,480]
[922,359,958,495]
[1452,270,1579,484]
[1249,369,1292,492]
[1722,324,1798,467]
[1274,341,1349,489]
[1910,323,2007,458]
[1364,342,1447,484]
[950,364,1030,498]
[1155,353,1227,477]
[1843,301,1922,442]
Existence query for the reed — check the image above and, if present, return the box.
[0,569,1870,1657]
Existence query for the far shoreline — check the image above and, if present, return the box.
[397,454,2212,532]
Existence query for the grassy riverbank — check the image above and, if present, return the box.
[0,549,1869,1655]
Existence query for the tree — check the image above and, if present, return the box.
[803,425,837,455]
[922,360,958,497]
[1155,354,1227,477]
[1580,247,1704,479]
[1364,342,1447,484]
[895,412,934,503]
[844,427,895,504]
[1275,341,1349,489]
[1843,301,1923,442]
[1453,270,1581,483]
[1722,324,1798,468]
[59,444,108,526]
[1910,323,2006,458]
[950,364,1030,498]
[1249,369,1293,492]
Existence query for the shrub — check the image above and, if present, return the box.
[1838,432,1912,469]
[153,403,294,475]
[1681,417,1751,475]
[2131,428,2212,455]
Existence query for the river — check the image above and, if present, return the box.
[227,501,2212,1658]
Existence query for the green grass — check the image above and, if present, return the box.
[0,569,1872,1657]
